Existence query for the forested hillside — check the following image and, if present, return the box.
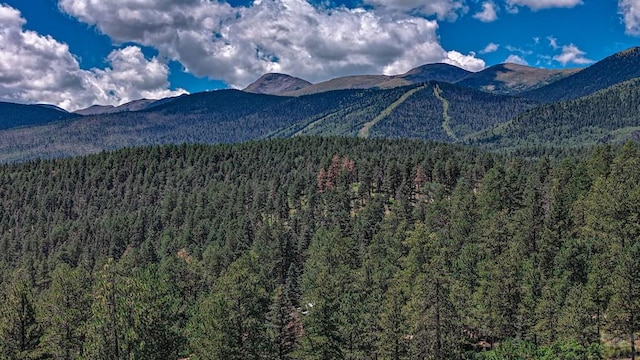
[1,137,639,359]
[369,82,536,141]
[471,77,640,154]
[455,63,579,95]
[0,84,536,162]
[522,46,640,103]
[0,102,78,130]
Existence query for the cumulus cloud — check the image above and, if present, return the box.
[547,36,559,49]
[0,4,185,111]
[619,0,640,36]
[505,54,528,65]
[362,0,467,20]
[552,44,593,65]
[58,0,486,87]
[473,2,498,22]
[506,0,582,11]
[480,42,500,54]
[444,51,486,71]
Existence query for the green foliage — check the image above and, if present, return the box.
[0,137,637,358]
[189,251,271,360]
[523,46,640,103]
[471,339,603,360]
[472,78,640,155]
[0,83,537,162]
[0,269,42,359]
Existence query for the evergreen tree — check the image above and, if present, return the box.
[188,251,271,360]
[39,263,91,359]
[0,268,42,359]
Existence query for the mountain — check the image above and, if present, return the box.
[243,73,312,95]
[281,75,392,96]
[0,83,536,162]
[522,46,640,103]
[36,104,70,112]
[363,81,536,142]
[0,101,79,130]
[75,104,117,115]
[75,98,166,115]
[456,63,579,95]
[397,63,473,84]
[258,63,474,96]
[2,46,640,162]
[470,77,640,152]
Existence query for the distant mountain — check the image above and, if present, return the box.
[256,63,474,96]
[0,83,535,162]
[2,46,640,162]
[243,73,312,95]
[365,82,536,142]
[75,104,117,115]
[75,98,165,115]
[282,75,393,96]
[36,104,70,113]
[0,101,79,130]
[522,46,640,103]
[456,63,579,95]
[470,77,640,151]
[397,63,473,84]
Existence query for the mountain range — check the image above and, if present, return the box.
[241,61,577,96]
[1,46,640,162]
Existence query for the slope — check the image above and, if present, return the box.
[0,101,79,130]
[471,77,640,152]
[522,46,640,103]
[369,82,537,142]
[262,63,472,96]
[281,75,393,96]
[456,63,579,95]
[0,83,538,162]
[74,99,163,115]
[243,73,312,94]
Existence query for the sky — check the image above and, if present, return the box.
[0,0,638,111]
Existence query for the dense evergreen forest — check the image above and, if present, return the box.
[0,137,639,359]
[471,77,640,154]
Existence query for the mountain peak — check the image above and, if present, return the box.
[613,46,640,58]
[398,63,472,84]
[243,73,312,95]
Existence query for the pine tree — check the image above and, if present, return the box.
[39,263,91,359]
[0,268,43,359]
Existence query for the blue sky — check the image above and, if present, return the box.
[0,0,638,110]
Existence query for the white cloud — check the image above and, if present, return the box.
[619,0,640,36]
[552,44,593,65]
[506,0,582,11]
[58,0,486,87]
[362,0,467,20]
[505,45,533,55]
[473,2,498,22]
[444,51,486,71]
[0,4,185,111]
[547,36,559,49]
[480,42,500,54]
[504,54,528,65]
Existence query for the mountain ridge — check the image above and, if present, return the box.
[456,63,580,95]
[522,46,640,103]
[242,61,582,97]
[243,73,312,95]
[1,46,639,162]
